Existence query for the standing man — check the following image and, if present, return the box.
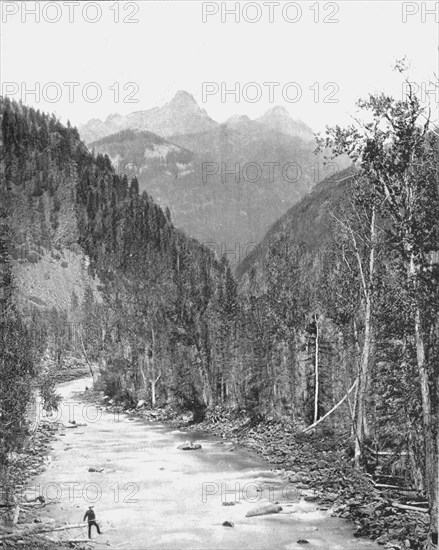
[83,505,102,538]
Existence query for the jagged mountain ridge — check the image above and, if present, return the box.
[79,91,218,144]
[79,90,316,145]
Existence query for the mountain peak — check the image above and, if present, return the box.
[170,90,198,106]
[256,106,314,141]
[262,106,291,118]
[224,114,252,127]
[105,112,123,122]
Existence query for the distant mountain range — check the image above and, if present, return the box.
[79,91,315,145]
[84,91,350,265]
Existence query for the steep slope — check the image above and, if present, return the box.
[236,166,357,281]
[0,102,99,315]
[232,166,359,429]
[90,129,195,187]
[79,91,218,144]
[171,120,326,256]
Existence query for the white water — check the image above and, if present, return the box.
[31,378,381,549]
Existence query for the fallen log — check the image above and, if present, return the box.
[20,501,47,508]
[0,522,88,540]
[303,379,358,433]
[369,450,408,456]
[246,504,282,517]
[53,522,88,532]
[63,539,98,544]
[390,502,428,513]
[375,474,405,480]
[373,483,420,492]
[374,483,403,490]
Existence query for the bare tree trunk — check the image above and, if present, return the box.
[354,207,376,468]
[414,301,438,548]
[151,378,156,408]
[313,314,319,424]
[406,246,438,548]
[150,373,161,408]
[354,315,371,468]
[351,319,361,437]
[79,333,96,384]
[139,353,147,390]
[202,370,213,408]
[196,352,212,408]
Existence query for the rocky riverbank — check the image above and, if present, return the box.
[0,420,72,549]
[183,409,429,550]
[92,393,428,550]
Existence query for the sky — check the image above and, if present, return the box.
[1,1,438,133]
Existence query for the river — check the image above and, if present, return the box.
[30,378,381,549]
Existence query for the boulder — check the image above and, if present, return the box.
[24,493,45,503]
[288,474,302,483]
[177,441,202,451]
[38,517,55,524]
[222,521,234,527]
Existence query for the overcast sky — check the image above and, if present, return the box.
[1,1,438,132]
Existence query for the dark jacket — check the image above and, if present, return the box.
[84,509,96,522]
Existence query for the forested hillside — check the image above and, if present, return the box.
[0,97,239,457]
